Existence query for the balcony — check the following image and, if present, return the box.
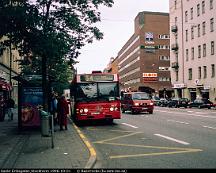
[171,25,178,33]
[171,62,179,69]
[171,43,178,51]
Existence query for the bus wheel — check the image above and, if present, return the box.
[121,108,125,113]
[149,110,153,114]
[107,119,113,124]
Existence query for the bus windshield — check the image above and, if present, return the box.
[75,82,119,102]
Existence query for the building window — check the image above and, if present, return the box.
[185,11,188,22]
[203,66,207,78]
[186,49,189,61]
[176,71,179,81]
[211,41,215,55]
[197,4,200,16]
[198,24,201,37]
[191,47,194,60]
[198,45,201,58]
[186,30,188,41]
[202,21,206,35]
[210,18,214,32]
[190,7,193,20]
[211,64,215,77]
[159,35,170,39]
[175,17,178,24]
[198,67,202,79]
[202,0,205,14]
[189,68,192,80]
[210,0,213,9]
[191,27,194,39]
[203,43,206,57]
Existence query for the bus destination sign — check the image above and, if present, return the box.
[80,74,114,82]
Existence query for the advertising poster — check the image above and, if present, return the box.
[21,87,43,127]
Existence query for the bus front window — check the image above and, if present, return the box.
[76,83,97,102]
[98,83,119,101]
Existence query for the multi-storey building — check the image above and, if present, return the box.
[170,0,216,102]
[116,11,172,97]
[0,37,21,103]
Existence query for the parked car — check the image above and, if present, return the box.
[121,92,154,114]
[188,99,213,109]
[167,98,189,108]
[158,98,169,107]
[151,96,161,106]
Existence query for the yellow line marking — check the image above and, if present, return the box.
[72,123,97,159]
[97,142,202,151]
[95,142,202,159]
[94,132,142,144]
[110,149,202,159]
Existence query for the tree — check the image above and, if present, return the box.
[0,0,114,110]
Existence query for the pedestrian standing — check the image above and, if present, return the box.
[7,98,15,121]
[50,93,58,125]
[57,95,69,130]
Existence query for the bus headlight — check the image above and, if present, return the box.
[150,102,154,106]
[110,107,114,111]
[134,103,139,106]
[84,108,88,113]
[80,109,84,113]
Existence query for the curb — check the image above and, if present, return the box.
[71,121,97,169]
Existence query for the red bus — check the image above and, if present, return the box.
[70,71,121,124]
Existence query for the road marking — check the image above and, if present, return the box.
[187,111,194,113]
[73,123,97,168]
[98,142,202,159]
[121,123,138,129]
[203,125,216,130]
[167,119,189,125]
[155,110,216,119]
[154,134,190,145]
[94,132,142,144]
[195,112,208,114]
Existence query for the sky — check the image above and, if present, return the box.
[75,0,169,74]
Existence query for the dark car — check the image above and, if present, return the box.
[168,98,189,108]
[159,98,169,107]
[151,96,161,106]
[188,99,213,109]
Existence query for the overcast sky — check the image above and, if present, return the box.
[75,0,169,74]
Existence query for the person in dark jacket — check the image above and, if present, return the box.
[57,95,69,130]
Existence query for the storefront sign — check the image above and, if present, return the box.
[173,83,186,88]
[145,32,154,44]
[143,73,157,77]
[204,85,210,90]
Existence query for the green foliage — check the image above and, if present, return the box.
[0,0,114,92]
[0,0,114,110]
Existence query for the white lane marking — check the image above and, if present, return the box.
[154,134,190,145]
[167,119,189,125]
[121,123,138,129]
[187,111,194,113]
[203,125,216,130]
[155,110,216,119]
[195,112,208,114]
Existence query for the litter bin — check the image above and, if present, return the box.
[40,110,50,137]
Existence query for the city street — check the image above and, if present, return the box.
[78,107,216,168]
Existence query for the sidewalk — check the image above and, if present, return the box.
[0,109,91,169]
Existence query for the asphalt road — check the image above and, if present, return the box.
[78,107,216,168]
